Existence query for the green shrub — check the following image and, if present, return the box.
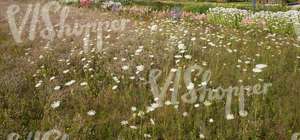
[132,1,292,13]
[133,1,182,10]
[182,4,216,13]
[265,6,291,12]
[233,5,291,12]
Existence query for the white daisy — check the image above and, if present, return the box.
[35,82,42,88]
[113,77,120,83]
[150,25,157,31]
[151,103,160,108]
[144,134,151,138]
[201,81,207,86]
[170,68,177,72]
[203,100,212,106]
[112,85,118,90]
[51,101,60,109]
[122,65,129,71]
[174,55,182,58]
[169,88,174,92]
[138,111,144,117]
[255,64,267,69]
[183,112,188,117]
[184,55,192,59]
[50,76,55,81]
[131,106,137,112]
[146,106,155,113]
[239,110,248,117]
[199,133,205,139]
[174,105,179,109]
[165,101,172,105]
[135,49,143,55]
[80,82,88,86]
[121,120,128,125]
[129,76,135,80]
[187,83,194,90]
[226,114,235,120]
[65,80,76,86]
[178,43,186,50]
[252,68,262,73]
[130,126,137,129]
[87,110,96,116]
[63,69,70,74]
[54,86,61,90]
[150,118,155,125]
[136,65,144,72]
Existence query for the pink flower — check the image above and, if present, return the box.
[193,14,207,20]
[258,19,266,27]
[241,18,254,25]
[80,1,92,6]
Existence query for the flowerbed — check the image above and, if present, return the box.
[208,7,300,34]
[63,0,300,35]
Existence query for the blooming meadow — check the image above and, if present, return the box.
[208,7,300,34]
[65,0,300,35]
[0,0,300,139]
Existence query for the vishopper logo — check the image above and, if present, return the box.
[7,1,129,53]
[292,132,300,140]
[148,65,272,119]
[7,129,69,140]
[294,22,300,41]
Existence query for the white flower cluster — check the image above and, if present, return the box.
[208,7,251,23]
[103,1,122,8]
[252,10,300,23]
[209,7,300,22]
[63,0,78,3]
[208,7,300,31]
[209,7,251,18]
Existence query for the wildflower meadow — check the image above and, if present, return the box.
[0,0,299,139]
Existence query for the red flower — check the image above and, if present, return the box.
[80,1,92,6]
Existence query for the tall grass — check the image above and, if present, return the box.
[0,0,300,139]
